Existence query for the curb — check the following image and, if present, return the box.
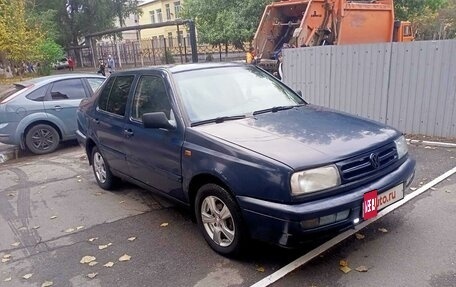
[406,139,456,149]
[0,146,19,164]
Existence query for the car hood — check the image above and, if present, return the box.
[193,105,400,170]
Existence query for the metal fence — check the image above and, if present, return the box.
[283,40,456,138]
[73,37,245,68]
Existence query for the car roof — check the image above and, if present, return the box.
[15,74,105,87]
[112,62,246,76]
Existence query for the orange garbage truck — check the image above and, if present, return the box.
[253,0,413,67]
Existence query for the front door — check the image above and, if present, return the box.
[123,74,184,201]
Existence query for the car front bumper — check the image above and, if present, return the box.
[237,157,416,247]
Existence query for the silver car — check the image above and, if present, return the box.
[0,74,105,154]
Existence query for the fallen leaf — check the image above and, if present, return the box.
[18,226,27,231]
[256,266,265,272]
[355,233,365,240]
[339,259,349,267]
[41,281,54,287]
[1,258,10,263]
[103,261,114,268]
[378,228,388,233]
[119,254,131,262]
[11,242,20,247]
[87,272,98,279]
[33,226,40,229]
[98,244,109,250]
[410,187,417,191]
[4,277,12,282]
[2,254,11,259]
[88,237,98,242]
[355,266,369,272]
[160,222,169,227]
[76,226,84,230]
[50,215,57,219]
[88,261,98,267]
[80,256,96,264]
[339,266,351,273]
[128,237,136,242]
[65,228,75,233]
[22,273,33,279]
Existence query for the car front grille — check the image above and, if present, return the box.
[337,143,398,182]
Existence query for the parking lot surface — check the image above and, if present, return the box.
[0,142,455,287]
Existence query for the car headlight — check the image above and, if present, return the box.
[394,135,408,159]
[291,165,341,195]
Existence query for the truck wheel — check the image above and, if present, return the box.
[195,184,247,256]
[25,124,60,154]
[91,146,118,190]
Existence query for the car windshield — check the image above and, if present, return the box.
[173,66,305,123]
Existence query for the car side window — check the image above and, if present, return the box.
[49,79,86,100]
[131,75,172,122]
[98,75,134,117]
[26,85,48,101]
[87,78,105,94]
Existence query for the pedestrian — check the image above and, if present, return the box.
[68,57,74,71]
[97,58,106,76]
[246,47,255,64]
[107,55,115,74]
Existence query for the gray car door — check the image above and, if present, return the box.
[43,78,88,139]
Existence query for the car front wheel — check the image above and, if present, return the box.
[91,146,118,190]
[25,124,60,154]
[195,184,247,256]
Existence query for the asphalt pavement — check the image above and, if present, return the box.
[0,143,455,287]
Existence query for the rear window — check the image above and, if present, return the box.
[0,85,26,103]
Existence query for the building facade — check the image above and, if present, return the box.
[138,0,187,48]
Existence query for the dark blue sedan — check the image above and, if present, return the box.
[76,63,415,256]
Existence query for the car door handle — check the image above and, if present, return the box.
[93,118,100,124]
[123,129,134,138]
[53,105,62,111]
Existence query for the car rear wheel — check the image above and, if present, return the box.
[25,124,60,154]
[92,146,118,190]
[195,184,247,256]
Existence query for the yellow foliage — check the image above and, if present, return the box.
[0,0,45,64]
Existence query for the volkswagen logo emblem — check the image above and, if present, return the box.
[369,153,380,169]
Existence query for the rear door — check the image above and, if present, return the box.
[93,75,135,176]
[123,73,185,201]
[43,78,89,138]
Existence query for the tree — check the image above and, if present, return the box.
[0,0,45,73]
[394,0,447,21]
[181,0,272,49]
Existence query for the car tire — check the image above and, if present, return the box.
[25,124,60,154]
[91,146,118,190]
[195,184,247,256]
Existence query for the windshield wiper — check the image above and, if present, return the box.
[253,104,305,115]
[191,115,247,127]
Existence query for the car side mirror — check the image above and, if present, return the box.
[142,112,175,130]
[296,90,303,97]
